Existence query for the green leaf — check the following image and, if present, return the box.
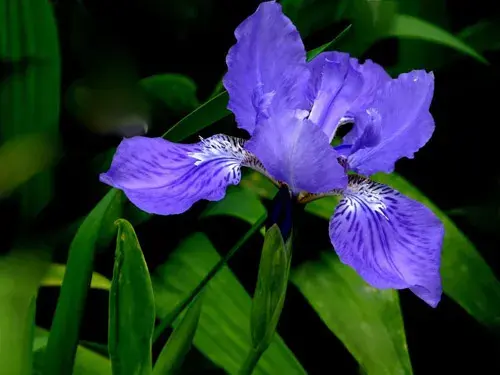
[351,0,399,38]
[306,24,352,61]
[152,233,305,375]
[291,252,412,375]
[153,296,203,375]
[163,90,230,142]
[201,186,266,235]
[52,191,131,254]
[0,249,49,375]
[58,187,124,251]
[97,190,125,248]
[40,263,111,291]
[0,0,60,216]
[109,219,155,375]
[371,173,500,327]
[41,189,120,375]
[34,328,112,375]
[458,19,500,53]
[388,1,451,76]
[250,225,290,350]
[387,14,488,64]
[208,79,225,100]
[140,74,200,113]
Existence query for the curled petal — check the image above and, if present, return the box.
[329,176,444,307]
[308,52,390,141]
[348,108,382,154]
[348,57,392,111]
[100,135,261,215]
[223,1,309,135]
[308,52,363,141]
[246,113,347,194]
[347,70,435,175]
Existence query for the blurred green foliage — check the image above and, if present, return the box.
[1,0,499,374]
[0,0,60,217]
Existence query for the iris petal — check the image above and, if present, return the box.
[329,176,444,307]
[307,52,390,141]
[349,109,382,154]
[100,135,261,215]
[246,113,347,194]
[347,70,435,176]
[308,52,363,141]
[223,1,309,135]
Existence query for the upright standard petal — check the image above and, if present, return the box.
[223,1,309,135]
[308,52,363,142]
[347,70,435,176]
[246,112,347,194]
[329,176,444,307]
[342,108,382,155]
[100,135,260,215]
[347,57,391,111]
[307,52,390,142]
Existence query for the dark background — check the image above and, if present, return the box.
[29,0,500,374]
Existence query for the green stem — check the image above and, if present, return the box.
[239,347,265,375]
[152,213,268,342]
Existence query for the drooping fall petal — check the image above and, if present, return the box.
[329,176,444,307]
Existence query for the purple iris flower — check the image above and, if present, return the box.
[100,1,444,307]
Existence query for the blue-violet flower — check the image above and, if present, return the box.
[100,1,444,307]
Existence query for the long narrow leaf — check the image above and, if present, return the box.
[243,225,292,375]
[163,91,230,142]
[458,19,500,53]
[250,225,290,350]
[109,219,155,375]
[41,189,120,375]
[153,296,203,375]
[306,24,352,60]
[387,14,488,64]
